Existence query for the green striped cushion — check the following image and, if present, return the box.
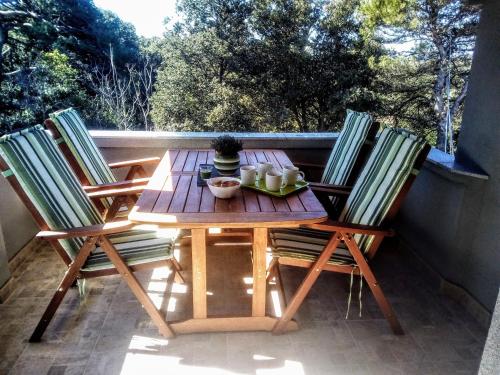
[50,108,116,191]
[321,109,373,185]
[0,126,177,263]
[269,228,354,265]
[0,126,103,258]
[339,127,426,252]
[83,228,178,271]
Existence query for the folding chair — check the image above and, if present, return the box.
[297,110,379,215]
[269,128,430,335]
[0,125,182,342]
[45,108,159,218]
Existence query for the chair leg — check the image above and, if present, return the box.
[266,257,278,282]
[266,258,287,306]
[274,262,287,308]
[272,234,342,334]
[98,236,176,338]
[104,196,125,221]
[125,165,148,180]
[30,237,97,342]
[342,233,404,335]
[169,259,185,284]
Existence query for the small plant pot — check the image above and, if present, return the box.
[213,153,240,176]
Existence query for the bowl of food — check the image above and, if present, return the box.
[207,177,241,199]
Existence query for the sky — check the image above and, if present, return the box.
[94,0,179,38]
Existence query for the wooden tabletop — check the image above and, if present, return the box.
[129,149,328,228]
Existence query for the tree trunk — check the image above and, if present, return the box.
[0,25,8,83]
[433,60,448,151]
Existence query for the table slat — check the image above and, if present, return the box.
[169,175,192,213]
[200,186,215,212]
[153,175,180,213]
[172,150,189,171]
[185,175,203,213]
[183,151,199,171]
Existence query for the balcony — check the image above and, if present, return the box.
[0,0,499,373]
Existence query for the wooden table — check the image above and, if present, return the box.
[128,149,328,335]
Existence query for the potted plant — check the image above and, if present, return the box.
[211,135,243,176]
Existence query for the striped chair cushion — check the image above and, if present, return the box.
[321,109,373,185]
[338,127,426,252]
[269,128,426,262]
[0,126,177,263]
[50,108,116,186]
[83,228,178,271]
[269,228,354,265]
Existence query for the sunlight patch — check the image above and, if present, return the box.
[128,335,169,352]
[271,290,282,317]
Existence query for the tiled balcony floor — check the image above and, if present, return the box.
[0,236,487,375]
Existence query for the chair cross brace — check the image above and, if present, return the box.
[270,230,403,335]
[29,233,179,342]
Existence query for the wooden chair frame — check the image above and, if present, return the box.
[270,143,431,335]
[0,156,184,342]
[45,118,159,215]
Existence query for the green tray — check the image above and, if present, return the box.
[241,179,309,197]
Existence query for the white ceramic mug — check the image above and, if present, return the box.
[240,165,256,185]
[265,169,284,191]
[257,162,273,180]
[282,165,305,186]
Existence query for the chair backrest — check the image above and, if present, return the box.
[0,126,103,262]
[321,109,377,186]
[47,108,116,187]
[339,127,429,254]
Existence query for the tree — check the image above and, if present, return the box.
[151,0,382,132]
[151,0,256,131]
[361,0,479,150]
[0,0,142,133]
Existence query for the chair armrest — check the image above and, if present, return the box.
[108,157,160,169]
[86,185,145,199]
[37,220,136,240]
[309,182,352,190]
[293,161,325,170]
[309,182,352,196]
[83,178,150,192]
[304,220,395,236]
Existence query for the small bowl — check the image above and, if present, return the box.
[207,177,241,199]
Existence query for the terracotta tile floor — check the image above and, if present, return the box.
[0,237,488,375]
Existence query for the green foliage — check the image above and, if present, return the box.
[210,135,243,155]
[0,0,141,134]
[151,0,381,132]
[0,0,478,150]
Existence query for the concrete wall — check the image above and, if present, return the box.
[396,154,496,311]
[455,0,500,312]
[0,221,10,287]
[0,176,38,287]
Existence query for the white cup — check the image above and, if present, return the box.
[257,162,273,180]
[265,169,285,191]
[282,165,305,186]
[240,165,256,185]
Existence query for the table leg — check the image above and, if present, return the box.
[191,228,207,319]
[252,227,267,317]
